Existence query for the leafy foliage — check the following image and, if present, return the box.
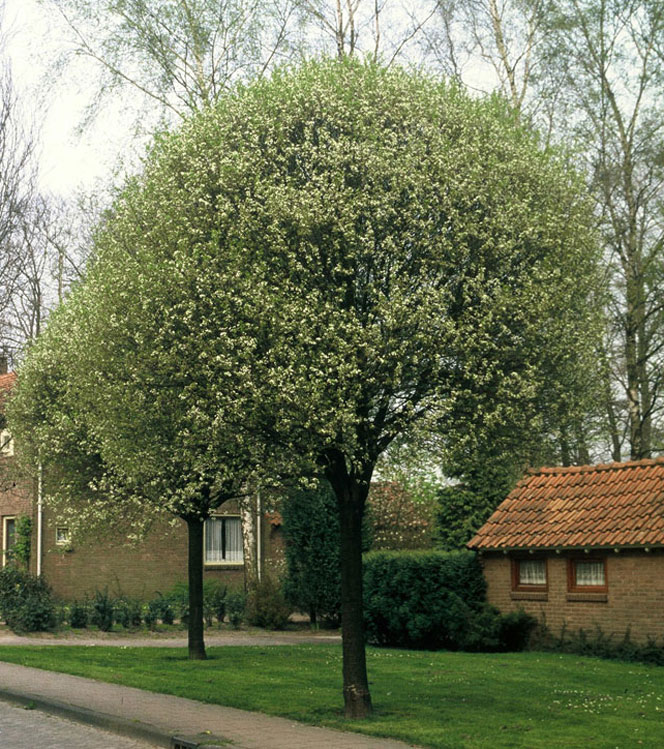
[8,58,601,709]
[9,515,32,568]
[436,457,522,550]
[90,589,114,631]
[246,576,291,630]
[363,551,535,651]
[282,480,341,626]
[69,600,89,628]
[225,590,246,629]
[366,481,436,551]
[0,566,56,633]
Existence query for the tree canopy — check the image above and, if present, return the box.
[10,58,601,715]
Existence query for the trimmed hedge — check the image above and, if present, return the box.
[363,550,535,651]
[0,566,56,633]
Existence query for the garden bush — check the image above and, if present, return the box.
[163,581,227,626]
[69,600,89,628]
[533,622,664,666]
[363,550,535,651]
[204,580,227,626]
[90,589,114,631]
[143,594,174,628]
[0,566,56,633]
[226,590,246,629]
[246,577,291,630]
[114,597,142,628]
[144,599,159,630]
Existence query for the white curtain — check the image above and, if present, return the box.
[519,560,546,585]
[575,561,605,586]
[205,517,243,563]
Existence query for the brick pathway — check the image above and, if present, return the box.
[0,661,419,748]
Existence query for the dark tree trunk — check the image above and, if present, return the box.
[187,517,207,660]
[326,450,373,719]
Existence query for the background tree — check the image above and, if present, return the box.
[7,186,266,659]
[542,0,664,460]
[44,0,300,121]
[282,480,341,627]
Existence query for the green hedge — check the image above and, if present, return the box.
[363,550,535,651]
[0,566,56,633]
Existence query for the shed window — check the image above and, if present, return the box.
[568,558,607,591]
[512,558,547,591]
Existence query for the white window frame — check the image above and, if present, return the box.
[0,429,13,456]
[204,515,244,566]
[2,515,15,567]
[55,527,71,547]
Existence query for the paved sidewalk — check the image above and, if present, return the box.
[0,662,419,749]
[0,629,342,648]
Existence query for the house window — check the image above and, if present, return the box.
[0,429,13,456]
[204,516,243,564]
[2,516,15,566]
[568,558,607,592]
[55,527,71,546]
[512,558,547,591]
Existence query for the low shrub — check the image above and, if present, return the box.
[162,581,227,627]
[226,590,246,629]
[0,566,56,633]
[533,622,664,666]
[246,577,291,630]
[163,582,189,623]
[144,600,159,630]
[90,589,114,632]
[142,594,174,628]
[69,600,89,628]
[204,580,227,626]
[363,550,535,651]
[114,597,143,628]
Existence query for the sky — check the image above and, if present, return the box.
[4,0,130,196]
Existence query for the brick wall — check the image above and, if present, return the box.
[0,470,282,601]
[40,503,279,600]
[0,474,33,568]
[481,550,664,644]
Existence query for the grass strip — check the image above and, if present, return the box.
[0,644,661,748]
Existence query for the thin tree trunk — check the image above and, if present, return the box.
[187,517,207,660]
[326,450,373,718]
[240,497,258,590]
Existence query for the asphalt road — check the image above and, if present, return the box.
[0,698,157,748]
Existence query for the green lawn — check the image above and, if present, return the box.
[0,644,661,748]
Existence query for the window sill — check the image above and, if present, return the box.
[204,563,244,570]
[566,592,608,603]
[511,591,548,601]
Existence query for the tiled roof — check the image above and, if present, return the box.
[468,458,664,551]
[0,372,16,392]
[0,371,16,410]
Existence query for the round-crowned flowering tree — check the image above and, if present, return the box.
[10,59,600,716]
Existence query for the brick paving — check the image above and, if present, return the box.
[0,699,153,749]
[0,660,419,748]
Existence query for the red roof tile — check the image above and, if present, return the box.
[0,371,16,410]
[468,458,664,551]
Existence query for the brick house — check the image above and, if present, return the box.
[0,371,284,601]
[468,459,664,644]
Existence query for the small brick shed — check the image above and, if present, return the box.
[468,459,664,644]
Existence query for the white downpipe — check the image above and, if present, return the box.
[256,490,262,582]
[36,462,43,577]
